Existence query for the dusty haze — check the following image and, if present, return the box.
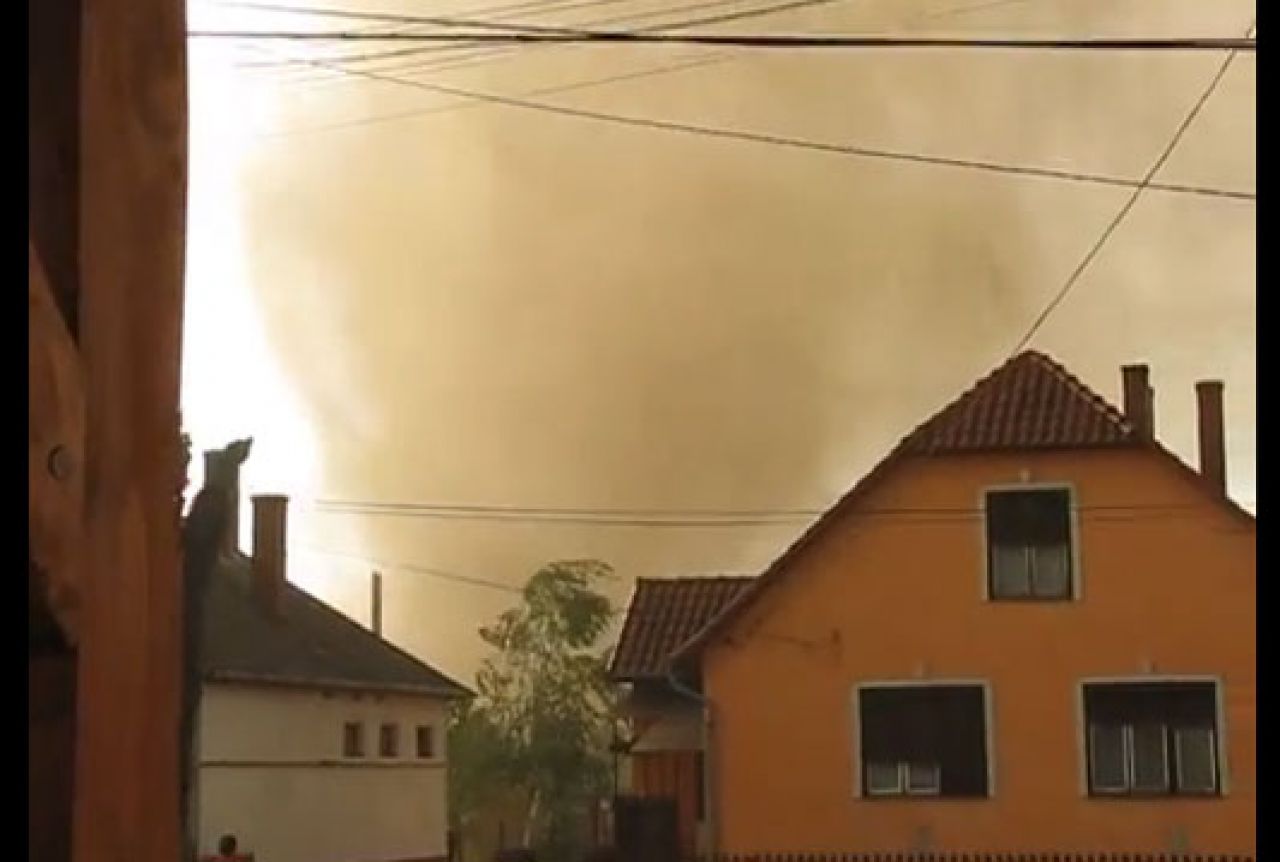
[181,0,1256,682]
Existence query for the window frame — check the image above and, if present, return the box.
[1077,677,1227,799]
[851,679,995,800]
[415,724,436,760]
[379,722,400,758]
[980,482,1081,603]
[342,721,365,759]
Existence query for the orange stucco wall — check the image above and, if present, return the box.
[704,448,1255,855]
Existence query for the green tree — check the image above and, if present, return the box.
[449,560,618,860]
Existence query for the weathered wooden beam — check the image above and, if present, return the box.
[72,0,189,858]
[29,241,86,645]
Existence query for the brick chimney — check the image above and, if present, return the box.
[251,494,288,618]
[204,450,241,556]
[201,438,253,556]
[1121,364,1155,440]
[1195,381,1226,496]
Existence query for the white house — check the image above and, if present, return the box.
[194,463,469,862]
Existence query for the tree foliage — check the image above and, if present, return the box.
[449,560,618,859]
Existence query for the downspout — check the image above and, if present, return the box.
[665,666,718,856]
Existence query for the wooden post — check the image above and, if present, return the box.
[72,0,189,859]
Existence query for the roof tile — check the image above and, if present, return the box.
[610,576,753,680]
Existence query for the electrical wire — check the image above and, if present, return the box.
[1008,19,1256,355]
[261,53,1256,203]
[189,30,1258,51]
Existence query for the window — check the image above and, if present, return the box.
[1083,681,1220,797]
[379,723,399,757]
[416,725,435,759]
[858,684,989,798]
[986,488,1073,600]
[342,722,365,758]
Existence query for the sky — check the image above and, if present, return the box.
[180,0,1255,682]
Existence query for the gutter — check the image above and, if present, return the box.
[664,665,718,856]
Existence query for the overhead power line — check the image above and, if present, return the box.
[308,546,527,594]
[216,0,862,35]
[190,30,1258,51]
[308,546,631,610]
[245,0,857,79]
[310,498,1249,527]
[1008,19,1256,355]
[263,53,1256,203]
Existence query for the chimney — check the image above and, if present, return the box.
[1195,381,1226,496]
[251,494,288,618]
[204,450,241,556]
[1121,364,1155,440]
[371,571,383,637]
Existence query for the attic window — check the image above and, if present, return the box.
[985,488,1074,600]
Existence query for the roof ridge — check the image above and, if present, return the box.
[1026,350,1133,431]
[669,351,1181,665]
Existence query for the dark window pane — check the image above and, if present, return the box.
[1175,727,1217,793]
[1084,683,1220,798]
[343,722,364,758]
[987,489,1071,545]
[379,723,399,757]
[859,685,987,798]
[1089,724,1127,792]
[987,490,1072,599]
[1131,724,1169,792]
[416,725,435,758]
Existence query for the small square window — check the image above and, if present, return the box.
[416,725,435,759]
[986,489,1074,600]
[342,722,364,758]
[379,723,399,758]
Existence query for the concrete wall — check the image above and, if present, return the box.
[197,682,451,862]
[704,448,1255,855]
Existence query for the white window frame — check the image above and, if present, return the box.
[979,482,1082,602]
[850,678,995,799]
[1076,675,1227,798]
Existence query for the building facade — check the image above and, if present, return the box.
[668,353,1255,855]
[193,454,469,862]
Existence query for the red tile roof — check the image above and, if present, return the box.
[672,350,1255,667]
[610,576,754,680]
[900,350,1135,453]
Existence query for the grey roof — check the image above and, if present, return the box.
[201,554,471,698]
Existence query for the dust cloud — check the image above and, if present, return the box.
[185,0,1255,679]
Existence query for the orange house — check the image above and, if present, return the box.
[661,352,1255,856]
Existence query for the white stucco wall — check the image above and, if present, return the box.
[197,683,451,862]
[631,702,702,753]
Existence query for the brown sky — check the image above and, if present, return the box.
[181,0,1255,682]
